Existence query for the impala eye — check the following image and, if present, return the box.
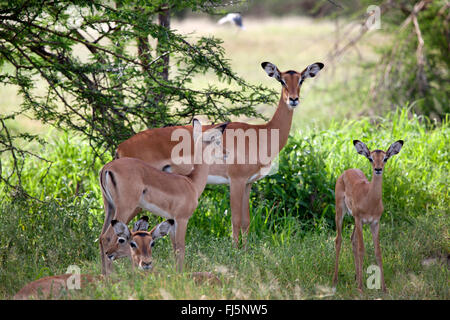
[368,157,373,163]
[383,157,388,162]
[130,241,137,249]
[150,241,155,248]
[280,79,287,87]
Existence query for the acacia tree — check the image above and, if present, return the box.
[0,0,275,158]
[0,0,276,199]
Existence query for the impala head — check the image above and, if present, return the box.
[105,216,174,270]
[193,118,228,164]
[261,61,324,109]
[353,140,404,176]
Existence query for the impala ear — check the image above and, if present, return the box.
[300,62,324,82]
[261,62,281,82]
[111,220,131,239]
[214,122,228,135]
[203,122,228,143]
[132,216,149,232]
[385,140,404,160]
[150,219,175,241]
[353,140,371,159]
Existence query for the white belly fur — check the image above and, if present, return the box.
[207,175,230,185]
[248,173,261,183]
[140,199,173,219]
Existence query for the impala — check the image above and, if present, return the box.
[333,140,404,292]
[115,61,324,246]
[107,217,222,285]
[105,216,174,271]
[13,274,97,300]
[99,119,228,274]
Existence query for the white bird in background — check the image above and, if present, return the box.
[217,13,245,30]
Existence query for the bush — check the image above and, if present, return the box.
[1,107,447,235]
[0,130,107,201]
[0,197,102,297]
[366,0,449,119]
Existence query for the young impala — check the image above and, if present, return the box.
[107,217,222,285]
[14,217,169,299]
[99,119,228,275]
[105,216,174,271]
[115,61,324,246]
[333,140,404,292]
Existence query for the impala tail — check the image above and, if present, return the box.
[99,168,116,232]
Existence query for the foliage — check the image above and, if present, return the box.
[2,107,448,227]
[255,107,449,232]
[0,0,278,199]
[351,0,449,119]
[0,197,102,296]
[0,107,448,299]
[0,197,448,299]
[254,135,335,231]
[0,0,276,157]
[0,114,49,200]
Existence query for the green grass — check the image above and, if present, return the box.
[0,108,448,299]
[1,208,447,299]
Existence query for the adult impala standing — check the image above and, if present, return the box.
[115,61,324,246]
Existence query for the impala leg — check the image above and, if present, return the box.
[130,255,136,271]
[174,218,188,272]
[351,226,357,281]
[169,227,177,253]
[353,218,365,293]
[100,197,115,276]
[229,178,246,247]
[240,183,252,247]
[333,200,344,287]
[370,221,386,292]
[99,235,113,276]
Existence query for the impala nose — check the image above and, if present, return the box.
[140,261,152,270]
[374,168,383,175]
[289,97,299,107]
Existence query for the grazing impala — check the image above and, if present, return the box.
[115,61,324,246]
[333,140,404,292]
[99,119,228,274]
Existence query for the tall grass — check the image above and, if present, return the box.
[0,107,448,299]
[0,129,107,201]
